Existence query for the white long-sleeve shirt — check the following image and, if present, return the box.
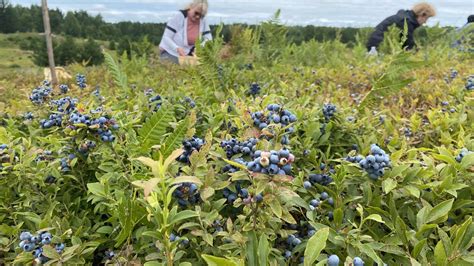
[159,10,212,57]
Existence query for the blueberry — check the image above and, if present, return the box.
[353,257,364,266]
[328,254,339,266]
[310,199,320,207]
[327,197,334,206]
[20,232,32,241]
[303,181,312,189]
[321,192,329,200]
[240,188,249,198]
[169,233,177,242]
[23,243,35,252]
[291,237,302,246]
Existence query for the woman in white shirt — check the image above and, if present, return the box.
[159,0,213,64]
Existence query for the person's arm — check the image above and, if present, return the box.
[366,15,397,50]
[404,23,416,50]
[161,13,184,55]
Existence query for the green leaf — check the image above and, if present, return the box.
[246,231,258,266]
[432,154,457,166]
[382,178,397,194]
[201,255,239,266]
[268,199,282,218]
[452,217,471,252]
[404,185,420,198]
[200,187,215,201]
[304,227,329,266]
[258,234,270,266]
[171,176,203,186]
[87,182,106,197]
[138,105,174,152]
[412,238,427,258]
[460,153,474,169]
[42,245,60,260]
[144,262,163,266]
[426,199,454,224]
[222,158,248,171]
[132,178,160,198]
[362,214,385,226]
[103,51,128,91]
[163,148,184,171]
[357,243,383,264]
[169,210,199,225]
[134,157,160,177]
[161,117,189,158]
[434,240,447,266]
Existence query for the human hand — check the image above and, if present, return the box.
[177,47,186,56]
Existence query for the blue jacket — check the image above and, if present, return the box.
[367,10,420,50]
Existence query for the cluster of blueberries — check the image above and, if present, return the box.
[322,103,337,121]
[440,101,457,113]
[281,223,317,262]
[308,191,334,211]
[149,94,162,111]
[169,233,190,247]
[29,85,53,105]
[220,137,258,159]
[238,149,295,176]
[222,182,263,205]
[59,84,69,94]
[327,255,365,266]
[346,144,391,180]
[466,75,474,90]
[76,73,87,89]
[246,82,261,96]
[69,113,119,142]
[40,113,63,129]
[23,112,34,120]
[251,104,297,144]
[60,154,76,172]
[34,150,53,163]
[455,148,472,163]
[51,97,78,114]
[182,96,196,108]
[177,137,205,164]
[92,87,105,101]
[18,231,65,264]
[78,140,97,155]
[172,182,200,207]
[444,69,458,84]
[304,173,334,188]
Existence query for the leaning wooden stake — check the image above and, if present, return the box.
[41,0,57,86]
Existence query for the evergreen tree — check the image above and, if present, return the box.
[63,12,81,36]
[81,38,104,65]
[56,36,79,65]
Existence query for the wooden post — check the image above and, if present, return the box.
[41,0,58,86]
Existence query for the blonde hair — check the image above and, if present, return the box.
[186,0,208,17]
[412,2,436,18]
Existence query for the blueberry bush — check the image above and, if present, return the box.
[0,21,473,266]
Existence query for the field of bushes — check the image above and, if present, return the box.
[0,20,473,266]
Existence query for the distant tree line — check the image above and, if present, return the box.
[0,1,445,66]
[1,2,373,45]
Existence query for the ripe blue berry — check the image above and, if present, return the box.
[328,254,340,266]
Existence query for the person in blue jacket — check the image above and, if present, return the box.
[159,0,212,64]
[367,2,436,52]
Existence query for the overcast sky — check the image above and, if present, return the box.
[11,0,474,27]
